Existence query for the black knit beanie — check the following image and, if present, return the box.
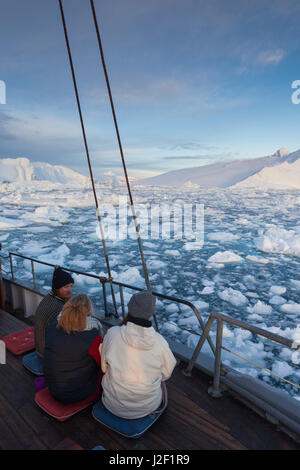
[52,267,74,290]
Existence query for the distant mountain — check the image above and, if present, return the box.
[134,148,300,189]
[0,157,90,185]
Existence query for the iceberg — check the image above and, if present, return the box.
[0,157,89,185]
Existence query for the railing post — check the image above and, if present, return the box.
[119,285,126,318]
[0,243,5,310]
[208,318,223,398]
[31,260,36,287]
[9,253,14,281]
[101,280,109,317]
[183,313,215,376]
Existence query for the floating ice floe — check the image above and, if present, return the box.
[115,266,145,287]
[147,259,167,270]
[186,325,271,368]
[192,299,209,311]
[72,255,94,271]
[246,254,269,264]
[0,216,28,230]
[30,226,53,233]
[164,249,181,257]
[218,288,248,307]
[22,206,69,226]
[178,314,201,330]
[0,233,9,241]
[208,251,243,264]
[202,279,215,287]
[72,272,99,286]
[234,217,249,225]
[165,303,179,314]
[162,321,181,335]
[255,226,300,257]
[291,325,300,349]
[290,279,300,290]
[242,274,257,288]
[200,286,214,294]
[247,313,264,322]
[247,301,272,315]
[246,292,259,298]
[22,240,53,257]
[269,285,287,295]
[143,242,157,249]
[271,360,294,378]
[184,241,204,251]
[23,243,70,273]
[280,303,300,314]
[206,232,240,242]
[269,295,286,306]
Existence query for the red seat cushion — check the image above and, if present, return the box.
[2,327,35,355]
[35,387,99,422]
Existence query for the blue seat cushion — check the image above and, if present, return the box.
[92,397,167,439]
[22,351,44,376]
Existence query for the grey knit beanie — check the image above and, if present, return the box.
[127,291,156,320]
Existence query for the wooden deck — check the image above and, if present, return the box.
[0,309,299,451]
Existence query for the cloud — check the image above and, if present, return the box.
[85,77,188,107]
[235,46,287,75]
[257,49,286,65]
[0,109,80,142]
[163,152,239,162]
[168,143,218,152]
[0,107,87,165]
[164,156,211,161]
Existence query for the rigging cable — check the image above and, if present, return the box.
[89,0,159,331]
[58,0,119,317]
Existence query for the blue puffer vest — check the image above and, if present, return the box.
[44,321,100,403]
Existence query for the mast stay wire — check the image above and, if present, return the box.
[89,0,159,331]
[58,0,119,318]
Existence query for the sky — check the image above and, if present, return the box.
[1,0,300,179]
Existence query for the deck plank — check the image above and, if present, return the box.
[0,310,299,450]
[53,438,84,450]
[0,394,47,450]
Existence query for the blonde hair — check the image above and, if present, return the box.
[57,294,93,334]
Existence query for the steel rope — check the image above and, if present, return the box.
[89,0,159,330]
[58,0,119,317]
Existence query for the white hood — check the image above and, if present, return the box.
[120,322,156,351]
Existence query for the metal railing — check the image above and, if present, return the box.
[6,251,216,356]
[5,251,300,398]
[185,311,300,397]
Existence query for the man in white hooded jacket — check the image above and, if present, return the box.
[100,291,177,419]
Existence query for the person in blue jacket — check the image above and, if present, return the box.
[43,294,103,403]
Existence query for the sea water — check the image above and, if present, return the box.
[0,182,299,400]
